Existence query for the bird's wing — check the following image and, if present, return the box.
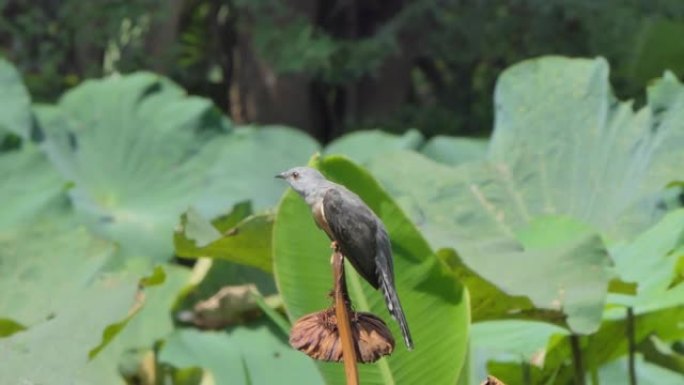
[322,187,380,289]
[323,186,414,349]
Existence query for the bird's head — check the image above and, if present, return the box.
[275,166,327,197]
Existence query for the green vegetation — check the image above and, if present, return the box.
[1,52,683,385]
[5,1,684,140]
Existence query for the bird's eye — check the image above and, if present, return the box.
[292,171,300,179]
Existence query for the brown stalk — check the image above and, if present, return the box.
[332,246,360,385]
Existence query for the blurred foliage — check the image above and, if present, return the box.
[4,0,684,138]
[0,0,158,100]
[1,43,684,385]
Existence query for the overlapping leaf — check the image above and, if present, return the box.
[35,73,227,261]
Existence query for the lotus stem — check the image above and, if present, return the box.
[332,247,360,385]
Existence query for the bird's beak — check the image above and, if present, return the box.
[275,172,286,179]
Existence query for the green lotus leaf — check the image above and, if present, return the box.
[0,224,141,385]
[0,145,67,232]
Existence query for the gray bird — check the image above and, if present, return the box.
[276,166,414,350]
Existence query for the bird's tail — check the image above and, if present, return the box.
[376,232,414,350]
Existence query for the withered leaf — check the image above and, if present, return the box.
[289,309,394,363]
[480,375,507,385]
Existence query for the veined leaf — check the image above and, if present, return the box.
[371,58,684,247]
[35,73,229,261]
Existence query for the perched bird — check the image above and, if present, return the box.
[276,166,413,350]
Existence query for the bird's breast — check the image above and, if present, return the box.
[312,200,334,240]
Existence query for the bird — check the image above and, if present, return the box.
[276,166,413,350]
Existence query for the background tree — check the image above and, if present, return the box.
[2,0,684,140]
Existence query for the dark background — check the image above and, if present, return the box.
[3,0,684,142]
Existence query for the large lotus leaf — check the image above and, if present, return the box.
[372,58,684,250]
[324,129,423,164]
[420,136,487,166]
[0,145,66,232]
[0,58,31,138]
[0,280,139,385]
[0,224,116,329]
[273,156,469,385]
[159,322,323,385]
[487,57,684,239]
[35,73,229,261]
[0,189,179,384]
[196,125,320,215]
[77,264,192,385]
